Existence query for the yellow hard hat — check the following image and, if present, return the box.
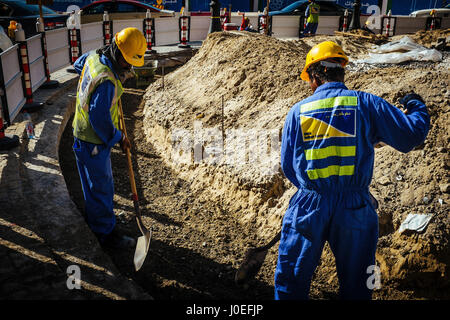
[300,41,349,82]
[115,27,147,67]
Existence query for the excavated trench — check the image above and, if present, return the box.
[59,30,450,300]
[58,86,277,300]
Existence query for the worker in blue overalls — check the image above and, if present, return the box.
[72,28,147,249]
[303,0,320,37]
[275,41,430,299]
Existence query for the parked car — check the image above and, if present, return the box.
[409,4,450,18]
[80,0,174,16]
[268,0,350,16]
[0,0,68,38]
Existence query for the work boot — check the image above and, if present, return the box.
[96,228,136,249]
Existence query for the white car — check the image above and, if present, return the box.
[409,5,450,18]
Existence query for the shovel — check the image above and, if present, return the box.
[234,231,281,285]
[118,99,152,271]
[234,193,380,285]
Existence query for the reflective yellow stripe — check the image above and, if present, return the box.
[305,145,356,160]
[307,165,355,180]
[300,96,358,113]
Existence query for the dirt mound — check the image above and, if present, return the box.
[402,28,450,47]
[146,32,308,128]
[143,32,312,238]
[141,31,450,298]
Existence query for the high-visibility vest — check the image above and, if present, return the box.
[72,52,123,145]
[307,3,320,24]
[298,95,357,181]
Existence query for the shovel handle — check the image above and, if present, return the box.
[258,231,281,251]
[118,100,138,197]
[118,99,148,235]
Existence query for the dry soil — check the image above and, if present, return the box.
[60,29,450,300]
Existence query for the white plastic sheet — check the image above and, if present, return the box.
[359,36,442,64]
[398,213,433,234]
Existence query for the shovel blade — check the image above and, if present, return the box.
[234,247,269,285]
[133,229,152,271]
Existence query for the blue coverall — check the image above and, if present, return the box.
[72,53,123,238]
[275,82,429,300]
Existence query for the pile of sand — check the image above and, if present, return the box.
[142,30,450,298]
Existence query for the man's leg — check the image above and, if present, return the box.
[274,215,325,299]
[303,22,312,36]
[73,140,116,237]
[310,23,318,35]
[328,200,379,300]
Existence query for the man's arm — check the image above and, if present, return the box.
[281,107,302,189]
[89,81,123,148]
[73,52,90,75]
[365,93,430,153]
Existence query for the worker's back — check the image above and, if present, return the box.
[281,81,429,194]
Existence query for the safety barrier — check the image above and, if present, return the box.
[442,17,450,29]
[103,20,113,46]
[16,34,47,111]
[190,15,210,41]
[316,16,342,35]
[257,15,272,35]
[395,17,428,35]
[179,15,191,48]
[0,24,70,141]
[271,16,300,38]
[0,11,448,139]
[79,22,103,55]
[382,15,397,37]
[229,14,258,28]
[0,45,26,126]
[154,16,180,46]
[143,15,155,53]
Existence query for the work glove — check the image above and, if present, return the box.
[399,92,425,114]
[120,133,131,154]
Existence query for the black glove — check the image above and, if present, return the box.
[399,93,425,108]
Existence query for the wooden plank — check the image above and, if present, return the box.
[334,31,376,40]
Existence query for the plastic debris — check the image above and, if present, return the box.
[398,213,433,234]
[23,112,35,139]
[358,36,442,64]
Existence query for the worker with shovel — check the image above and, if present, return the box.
[276,41,429,299]
[72,27,146,249]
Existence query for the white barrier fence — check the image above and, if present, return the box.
[46,28,70,74]
[154,16,180,46]
[190,16,209,42]
[272,16,301,38]
[27,34,47,93]
[0,45,26,125]
[1,12,448,133]
[80,22,103,54]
